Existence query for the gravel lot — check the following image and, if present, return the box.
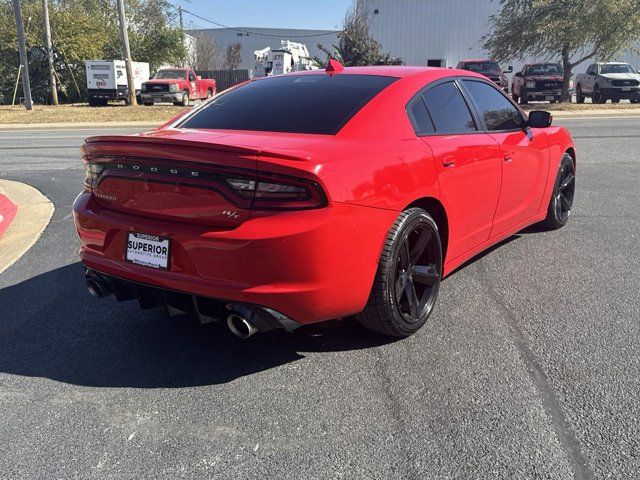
[0,118,638,479]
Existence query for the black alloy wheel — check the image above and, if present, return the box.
[359,208,442,337]
[542,153,576,229]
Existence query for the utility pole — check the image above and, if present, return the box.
[178,5,186,67]
[42,0,58,105]
[12,0,33,110]
[116,0,137,106]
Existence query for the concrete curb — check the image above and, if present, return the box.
[0,180,55,274]
[0,194,18,239]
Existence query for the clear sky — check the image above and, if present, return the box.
[175,0,353,31]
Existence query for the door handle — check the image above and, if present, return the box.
[504,156,513,163]
[442,155,456,168]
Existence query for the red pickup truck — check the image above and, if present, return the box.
[140,68,216,106]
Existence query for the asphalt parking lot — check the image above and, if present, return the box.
[0,117,639,479]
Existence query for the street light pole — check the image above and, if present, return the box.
[116,0,137,106]
[42,0,58,106]
[12,0,33,110]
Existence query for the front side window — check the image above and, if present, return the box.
[462,80,524,131]
[421,81,477,134]
[180,74,398,135]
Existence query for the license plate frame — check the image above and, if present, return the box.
[622,87,631,92]
[125,232,171,270]
[545,95,555,100]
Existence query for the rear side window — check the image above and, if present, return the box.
[462,80,524,131]
[180,74,398,135]
[407,97,435,134]
[422,81,477,134]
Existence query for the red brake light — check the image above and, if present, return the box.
[226,173,327,210]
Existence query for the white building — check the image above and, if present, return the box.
[186,27,340,71]
[357,0,640,73]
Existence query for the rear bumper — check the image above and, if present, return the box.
[73,192,396,324]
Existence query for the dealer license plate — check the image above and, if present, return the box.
[126,232,170,270]
[545,96,555,100]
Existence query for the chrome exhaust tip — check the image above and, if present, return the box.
[86,277,111,299]
[227,313,259,339]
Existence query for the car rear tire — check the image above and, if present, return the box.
[512,92,519,103]
[358,208,442,337]
[541,153,575,230]
[576,85,585,104]
[520,89,528,105]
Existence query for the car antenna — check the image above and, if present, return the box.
[326,58,344,76]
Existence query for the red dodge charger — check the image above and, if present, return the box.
[73,65,576,338]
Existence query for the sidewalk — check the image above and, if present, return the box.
[0,180,54,274]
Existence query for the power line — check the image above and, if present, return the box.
[179,8,341,39]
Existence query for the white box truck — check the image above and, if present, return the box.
[85,60,150,106]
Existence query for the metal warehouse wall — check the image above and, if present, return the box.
[186,27,340,71]
[357,0,640,74]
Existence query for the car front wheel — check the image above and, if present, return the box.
[358,208,442,337]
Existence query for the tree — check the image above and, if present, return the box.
[0,0,185,104]
[318,4,400,66]
[191,31,223,71]
[483,0,640,101]
[224,42,242,70]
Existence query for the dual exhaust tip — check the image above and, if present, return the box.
[226,313,259,339]
[85,271,278,340]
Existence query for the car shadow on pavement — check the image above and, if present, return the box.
[0,263,394,389]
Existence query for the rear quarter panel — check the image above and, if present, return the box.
[538,125,575,215]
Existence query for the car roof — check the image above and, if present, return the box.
[525,62,561,66]
[460,59,494,63]
[271,66,486,80]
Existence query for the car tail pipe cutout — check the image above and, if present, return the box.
[225,303,301,339]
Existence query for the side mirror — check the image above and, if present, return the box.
[528,110,553,128]
[515,72,523,77]
[197,75,202,80]
[504,66,513,73]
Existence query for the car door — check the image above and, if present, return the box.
[460,79,549,236]
[585,64,596,93]
[411,80,502,261]
[188,71,198,99]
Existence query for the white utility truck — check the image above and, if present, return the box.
[85,60,150,106]
[253,41,319,77]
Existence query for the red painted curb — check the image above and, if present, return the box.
[0,194,18,239]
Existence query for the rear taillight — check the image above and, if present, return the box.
[83,156,327,211]
[225,173,327,210]
[83,157,103,190]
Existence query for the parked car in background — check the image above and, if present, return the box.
[140,68,217,106]
[85,60,149,106]
[74,65,576,339]
[575,62,640,104]
[456,59,511,93]
[512,63,572,104]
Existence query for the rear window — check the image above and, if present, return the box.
[179,74,398,134]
